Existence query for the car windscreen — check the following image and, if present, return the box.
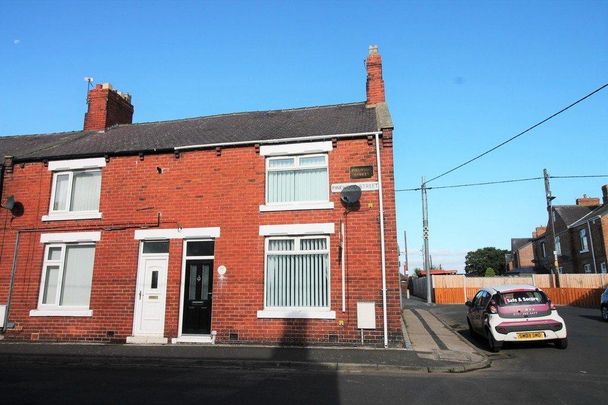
[497,291,548,307]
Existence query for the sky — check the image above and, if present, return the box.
[1,0,607,273]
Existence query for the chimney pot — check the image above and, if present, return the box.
[602,184,608,205]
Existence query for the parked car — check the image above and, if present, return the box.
[465,284,567,352]
[601,288,608,322]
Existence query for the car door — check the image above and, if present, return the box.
[469,291,484,331]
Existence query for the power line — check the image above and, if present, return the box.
[425,82,608,184]
[551,174,608,179]
[395,174,608,192]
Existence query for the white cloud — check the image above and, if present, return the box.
[13,39,20,45]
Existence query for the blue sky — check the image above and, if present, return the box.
[1,0,607,272]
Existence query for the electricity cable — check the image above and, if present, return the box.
[425,82,608,184]
[395,174,608,192]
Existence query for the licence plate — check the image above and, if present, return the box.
[516,332,545,340]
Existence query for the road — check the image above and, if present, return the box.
[1,306,606,404]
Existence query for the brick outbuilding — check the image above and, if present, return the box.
[0,47,402,347]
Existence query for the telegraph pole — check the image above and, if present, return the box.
[421,177,432,304]
[544,168,560,286]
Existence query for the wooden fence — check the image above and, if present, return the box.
[413,273,608,308]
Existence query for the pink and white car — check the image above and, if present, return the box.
[465,284,568,352]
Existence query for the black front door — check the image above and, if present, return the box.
[182,260,213,334]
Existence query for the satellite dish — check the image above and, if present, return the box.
[5,195,15,211]
[340,185,362,205]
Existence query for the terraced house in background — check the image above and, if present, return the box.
[0,47,402,347]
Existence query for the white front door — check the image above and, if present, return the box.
[133,255,168,336]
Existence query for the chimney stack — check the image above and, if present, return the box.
[533,226,546,239]
[366,45,385,106]
[84,83,134,131]
[602,185,608,205]
[575,194,600,207]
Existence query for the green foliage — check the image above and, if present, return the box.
[465,247,509,276]
[485,267,496,277]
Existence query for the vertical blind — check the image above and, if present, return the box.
[265,237,329,308]
[267,155,328,203]
[71,171,101,211]
[52,170,101,212]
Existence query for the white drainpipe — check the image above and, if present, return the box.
[375,132,388,348]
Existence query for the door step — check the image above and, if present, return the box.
[126,336,168,344]
[171,335,213,344]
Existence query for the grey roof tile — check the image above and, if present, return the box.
[1,102,378,161]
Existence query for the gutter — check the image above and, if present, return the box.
[374,133,388,348]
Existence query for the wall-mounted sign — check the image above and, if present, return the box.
[331,182,379,193]
[350,166,373,179]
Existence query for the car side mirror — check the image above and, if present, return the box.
[465,300,473,308]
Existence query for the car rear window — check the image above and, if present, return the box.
[497,291,548,306]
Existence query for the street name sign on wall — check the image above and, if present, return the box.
[331,182,379,193]
[350,165,373,179]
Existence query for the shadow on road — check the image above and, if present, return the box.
[578,314,605,323]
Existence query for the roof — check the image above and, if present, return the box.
[554,205,595,227]
[0,102,385,162]
[511,238,532,251]
[569,203,608,228]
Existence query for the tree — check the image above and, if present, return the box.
[465,247,509,276]
[485,267,496,277]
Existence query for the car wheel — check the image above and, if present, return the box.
[486,328,502,353]
[601,305,608,322]
[555,338,568,350]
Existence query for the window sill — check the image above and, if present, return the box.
[257,309,336,319]
[259,202,334,212]
[29,309,93,317]
[580,249,589,253]
[42,212,102,222]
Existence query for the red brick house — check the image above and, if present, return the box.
[0,46,402,347]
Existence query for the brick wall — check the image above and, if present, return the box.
[0,135,402,346]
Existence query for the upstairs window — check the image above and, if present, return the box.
[266,154,328,204]
[540,242,547,258]
[579,229,589,252]
[51,170,101,213]
[43,158,105,221]
[555,236,561,256]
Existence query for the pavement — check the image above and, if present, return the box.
[0,297,489,374]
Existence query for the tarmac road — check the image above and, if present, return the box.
[0,305,605,404]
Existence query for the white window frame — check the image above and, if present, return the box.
[555,236,561,256]
[540,242,547,258]
[583,263,592,273]
[579,229,589,252]
[30,242,96,317]
[257,234,335,319]
[600,262,607,274]
[260,153,333,212]
[43,157,105,222]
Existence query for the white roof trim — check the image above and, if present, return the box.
[48,157,106,171]
[259,223,335,236]
[260,141,332,156]
[134,227,221,240]
[40,231,101,243]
